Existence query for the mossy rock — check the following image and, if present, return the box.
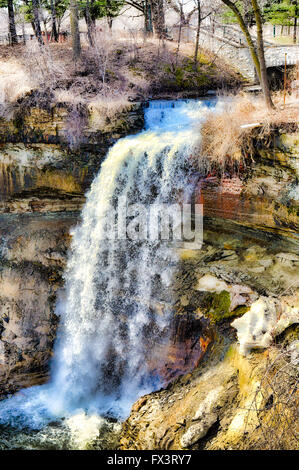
[276,324,299,346]
[204,290,249,323]
[205,290,230,322]
[232,305,250,317]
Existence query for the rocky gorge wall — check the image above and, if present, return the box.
[0,101,298,450]
[0,102,144,395]
[120,131,299,450]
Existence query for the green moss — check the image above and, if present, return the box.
[276,324,299,346]
[287,205,299,217]
[232,305,250,317]
[204,291,249,323]
[163,60,209,90]
[206,290,231,322]
[128,64,143,76]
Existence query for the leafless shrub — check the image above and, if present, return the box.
[198,93,257,165]
[24,39,66,89]
[241,341,299,450]
[0,58,32,119]
[89,31,115,87]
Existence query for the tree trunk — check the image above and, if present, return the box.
[144,0,153,36]
[41,9,49,42]
[50,0,58,42]
[251,0,274,109]
[221,0,274,108]
[221,0,261,79]
[107,17,113,30]
[194,0,201,67]
[7,0,18,45]
[175,5,183,64]
[85,0,95,46]
[151,0,165,38]
[32,0,43,44]
[22,21,26,44]
[294,1,298,44]
[31,19,35,33]
[70,0,81,61]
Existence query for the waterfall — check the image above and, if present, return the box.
[0,99,216,433]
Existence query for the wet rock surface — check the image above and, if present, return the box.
[120,217,299,449]
[120,130,299,449]
[199,133,299,234]
[0,213,77,395]
[120,332,298,450]
[0,106,298,450]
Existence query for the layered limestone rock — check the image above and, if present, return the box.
[120,219,299,450]
[120,349,239,450]
[120,337,298,450]
[0,101,144,217]
[0,101,144,146]
[0,213,75,394]
[199,132,299,234]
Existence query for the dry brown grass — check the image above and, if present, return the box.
[0,34,241,148]
[198,89,299,169]
[0,34,240,109]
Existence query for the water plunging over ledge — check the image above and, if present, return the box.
[0,99,217,447]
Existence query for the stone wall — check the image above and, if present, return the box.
[199,32,299,81]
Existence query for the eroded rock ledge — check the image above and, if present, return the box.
[0,108,298,450]
[120,334,298,450]
[119,214,299,450]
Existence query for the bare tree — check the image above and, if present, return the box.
[168,0,196,59]
[125,0,165,37]
[193,0,217,67]
[8,0,18,45]
[221,0,274,109]
[151,0,166,38]
[84,0,95,46]
[32,0,43,43]
[251,0,273,109]
[50,0,58,41]
[145,0,153,36]
[70,0,81,61]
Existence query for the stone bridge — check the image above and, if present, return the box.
[197,25,299,82]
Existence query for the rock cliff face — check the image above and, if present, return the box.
[0,103,298,450]
[0,213,75,395]
[120,242,299,449]
[0,102,144,396]
[119,131,299,450]
[200,133,299,233]
[120,334,298,450]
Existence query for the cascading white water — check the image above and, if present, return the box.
[0,99,216,436]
